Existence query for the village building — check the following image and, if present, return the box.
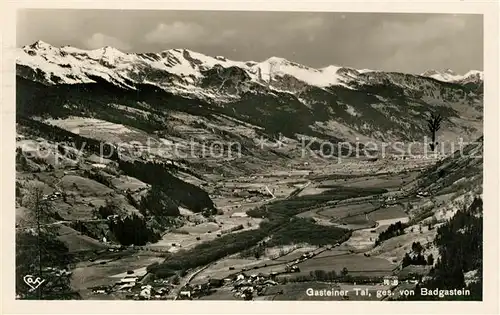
[179,291,192,299]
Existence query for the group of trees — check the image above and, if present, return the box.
[139,185,180,217]
[239,243,266,259]
[375,221,407,246]
[16,147,32,171]
[83,170,113,188]
[108,214,161,246]
[401,242,434,268]
[401,198,483,300]
[285,268,382,285]
[267,217,351,247]
[402,253,434,268]
[118,159,216,215]
[307,268,350,281]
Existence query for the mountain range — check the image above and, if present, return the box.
[16,40,483,146]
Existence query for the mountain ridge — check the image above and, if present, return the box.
[16,40,483,145]
[18,41,482,96]
[23,40,482,81]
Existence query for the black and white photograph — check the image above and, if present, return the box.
[3,2,498,310]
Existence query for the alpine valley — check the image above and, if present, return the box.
[15,41,483,301]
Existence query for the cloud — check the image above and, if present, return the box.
[370,15,467,47]
[269,16,326,46]
[145,22,237,46]
[219,30,237,40]
[84,33,131,50]
[145,22,206,44]
[368,15,478,73]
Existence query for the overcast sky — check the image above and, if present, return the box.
[17,10,483,74]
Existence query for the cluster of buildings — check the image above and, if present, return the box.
[89,271,173,300]
[177,251,326,300]
[416,191,431,198]
[42,191,62,201]
[381,196,398,207]
[287,251,318,268]
[175,272,284,301]
[230,273,279,299]
[177,280,224,300]
[42,266,72,277]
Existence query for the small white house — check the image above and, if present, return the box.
[117,276,138,285]
[236,274,245,281]
[139,286,152,299]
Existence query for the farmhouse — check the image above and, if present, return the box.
[179,291,192,299]
[236,274,245,281]
[139,285,153,300]
[116,275,139,287]
[90,285,111,294]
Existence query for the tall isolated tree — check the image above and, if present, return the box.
[426,113,444,151]
[21,183,53,298]
[341,267,349,277]
[17,182,78,300]
[427,254,435,266]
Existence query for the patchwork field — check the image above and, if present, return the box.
[369,205,408,221]
[367,225,439,263]
[190,257,275,284]
[335,205,409,230]
[147,215,263,253]
[317,172,418,190]
[45,117,150,144]
[56,225,109,253]
[70,251,164,299]
[294,253,396,277]
[317,203,381,221]
[272,246,322,262]
[110,175,149,192]
[198,287,240,300]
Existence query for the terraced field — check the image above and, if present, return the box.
[317,203,381,221]
[293,253,396,277]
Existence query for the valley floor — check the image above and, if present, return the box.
[64,166,446,301]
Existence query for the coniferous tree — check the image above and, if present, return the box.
[426,113,444,151]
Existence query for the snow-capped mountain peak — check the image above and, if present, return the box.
[264,56,290,65]
[421,68,483,84]
[27,40,53,50]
